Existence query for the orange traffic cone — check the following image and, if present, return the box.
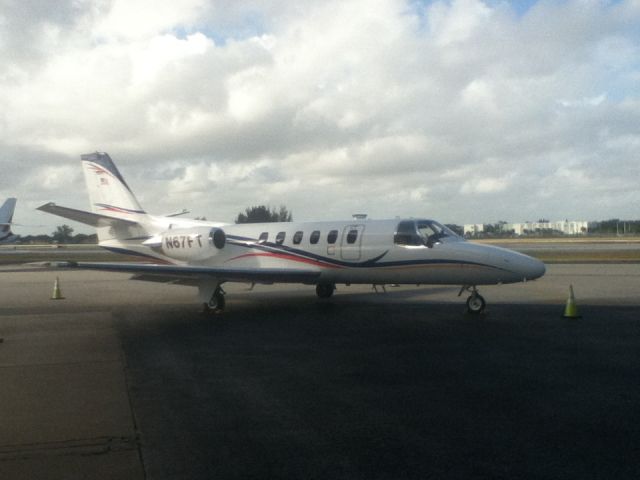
[562,285,580,318]
[51,277,65,300]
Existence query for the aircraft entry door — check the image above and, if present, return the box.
[340,224,365,261]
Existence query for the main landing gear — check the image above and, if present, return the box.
[459,286,486,314]
[203,286,225,314]
[316,283,335,299]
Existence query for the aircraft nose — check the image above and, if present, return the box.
[522,255,546,281]
[490,246,546,282]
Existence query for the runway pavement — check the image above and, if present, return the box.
[1,265,639,479]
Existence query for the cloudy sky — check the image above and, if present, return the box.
[1,0,639,234]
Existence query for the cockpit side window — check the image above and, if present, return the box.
[417,222,439,247]
[394,220,422,246]
[395,220,461,247]
[418,220,460,246]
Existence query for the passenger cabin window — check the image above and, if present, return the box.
[327,230,338,244]
[258,232,268,243]
[293,231,303,245]
[310,230,320,244]
[275,231,286,245]
[346,229,358,244]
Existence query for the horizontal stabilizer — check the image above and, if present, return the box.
[37,202,139,228]
[165,209,190,218]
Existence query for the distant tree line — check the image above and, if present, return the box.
[235,205,293,223]
[17,225,98,245]
[589,219,640,235]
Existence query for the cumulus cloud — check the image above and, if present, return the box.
[460,175,511,195]
[1,0,639,233]
[93,0,208,40]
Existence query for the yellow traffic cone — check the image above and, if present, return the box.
[51,276,65,300]
[562,285,580,318]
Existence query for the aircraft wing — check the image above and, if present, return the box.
[37,203,139,227]
[57,261,321,285]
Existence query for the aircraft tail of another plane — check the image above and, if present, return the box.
[0,197,16,225]
[0,197,18,243]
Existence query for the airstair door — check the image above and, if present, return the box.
[340,225,365,261]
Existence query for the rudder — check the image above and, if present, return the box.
[81,152,145,218]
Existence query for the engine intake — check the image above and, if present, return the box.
[210,228,226,249]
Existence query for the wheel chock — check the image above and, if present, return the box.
[50,276,65,300]
[562,285,580,319]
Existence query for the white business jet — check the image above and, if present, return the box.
[38,153,545,314]
[0,197,19,244]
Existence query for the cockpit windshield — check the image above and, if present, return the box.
[394,219,462,248]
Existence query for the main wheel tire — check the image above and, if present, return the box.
[205,290,225,313]
[466,294,486,314]
[316,283,335,299]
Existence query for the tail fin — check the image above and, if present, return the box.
[79,153,152,245]
[81,152,145,218]
[0,197,16,225]
[39,154,155,246]
[0,197,18,242]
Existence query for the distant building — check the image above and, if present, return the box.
[464,220,588,237]
[463,224,485,236]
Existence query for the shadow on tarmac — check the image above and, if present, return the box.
[112,300,640,480]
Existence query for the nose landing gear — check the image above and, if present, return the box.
[459,285,486,314]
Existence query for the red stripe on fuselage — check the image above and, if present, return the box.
[226,252,343,269]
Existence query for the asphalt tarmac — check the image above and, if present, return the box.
[1,265,639,479]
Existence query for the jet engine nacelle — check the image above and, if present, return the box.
[154,227,226,261]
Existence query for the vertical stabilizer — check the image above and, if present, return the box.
[0,197,16,224]
[81,152,145,218]
[0,197,18,243]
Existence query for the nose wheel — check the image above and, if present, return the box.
[466,292,486,314]
[459,286,486,314]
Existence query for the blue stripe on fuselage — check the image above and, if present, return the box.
[225,235,510,272]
